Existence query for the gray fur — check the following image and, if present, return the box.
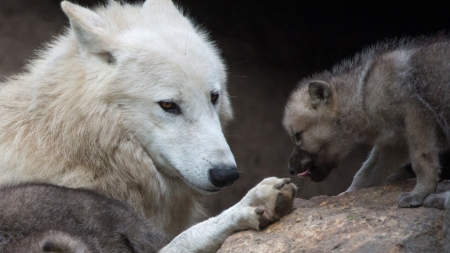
[0,179,296,253]
[0,183,168,253]
[284,35,450,208]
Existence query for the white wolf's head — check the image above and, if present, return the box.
[61,0,238,194]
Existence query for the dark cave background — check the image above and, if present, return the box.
[1,0,449,215]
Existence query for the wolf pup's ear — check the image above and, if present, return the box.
[308,80,332,108]
[61,1,110,53]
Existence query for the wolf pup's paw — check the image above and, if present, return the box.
[238,177,296,230]
[423,192,450,210]
[398,191,429,208]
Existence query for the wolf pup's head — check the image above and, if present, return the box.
[61,0,237,194]
[283,80,354,182]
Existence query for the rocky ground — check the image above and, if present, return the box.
[219,179,447,253]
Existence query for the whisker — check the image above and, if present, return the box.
[237,170,251,177]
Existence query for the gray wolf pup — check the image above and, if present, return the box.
[0,0,296,251]
[0,181,295,252]
[0,183,167,253]
[283,35,450,208]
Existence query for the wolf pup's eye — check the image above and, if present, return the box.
[211,92,219,104]
[158,101,181,114]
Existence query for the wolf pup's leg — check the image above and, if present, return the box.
[398,107,440,207]
[160,177,296,253]
[388,149,450,183]
[346,145,408,192]
[387,163,417,183]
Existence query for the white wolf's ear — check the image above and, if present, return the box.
[143,0,175,9]
[308,80,332,108]
[61,1,110,53]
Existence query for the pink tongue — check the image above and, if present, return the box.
[297,170,310,178]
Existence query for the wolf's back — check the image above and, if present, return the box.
[0,183,167,252]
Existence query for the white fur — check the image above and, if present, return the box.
[0,0,231,236]
[0,0,295,251]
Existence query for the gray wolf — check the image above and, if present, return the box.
[283,35,450,208]
[0,0,296,251]
[0,180,295,252]
[0,183,167,253]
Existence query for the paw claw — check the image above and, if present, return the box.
[274,182,284,190]
[258,214,272,230]
[255,207,264,215]
[283,178,292,184]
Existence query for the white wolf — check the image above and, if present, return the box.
[0,0,296,252]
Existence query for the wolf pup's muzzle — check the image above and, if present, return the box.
[288,146,333,182]
[208,165,240,187]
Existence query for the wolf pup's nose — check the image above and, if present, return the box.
[208,165,240,187]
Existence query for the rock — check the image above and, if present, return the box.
[219,179,446,253]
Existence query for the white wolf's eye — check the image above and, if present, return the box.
[98,51,115,64]
[105,52,115,64]
[211,92,219,104]
[158,101,181,115]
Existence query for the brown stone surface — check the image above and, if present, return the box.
[219,180,446,253]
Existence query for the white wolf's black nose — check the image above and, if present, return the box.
[208,165,239,187]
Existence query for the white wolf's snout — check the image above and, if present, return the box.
[133,105,237,194]
[175,123,238,193]
[194,119,238,190]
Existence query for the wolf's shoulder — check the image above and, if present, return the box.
[329,34,450,76]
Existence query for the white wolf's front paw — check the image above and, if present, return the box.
[236,177,297,230]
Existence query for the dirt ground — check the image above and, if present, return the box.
[1,0,448,215]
